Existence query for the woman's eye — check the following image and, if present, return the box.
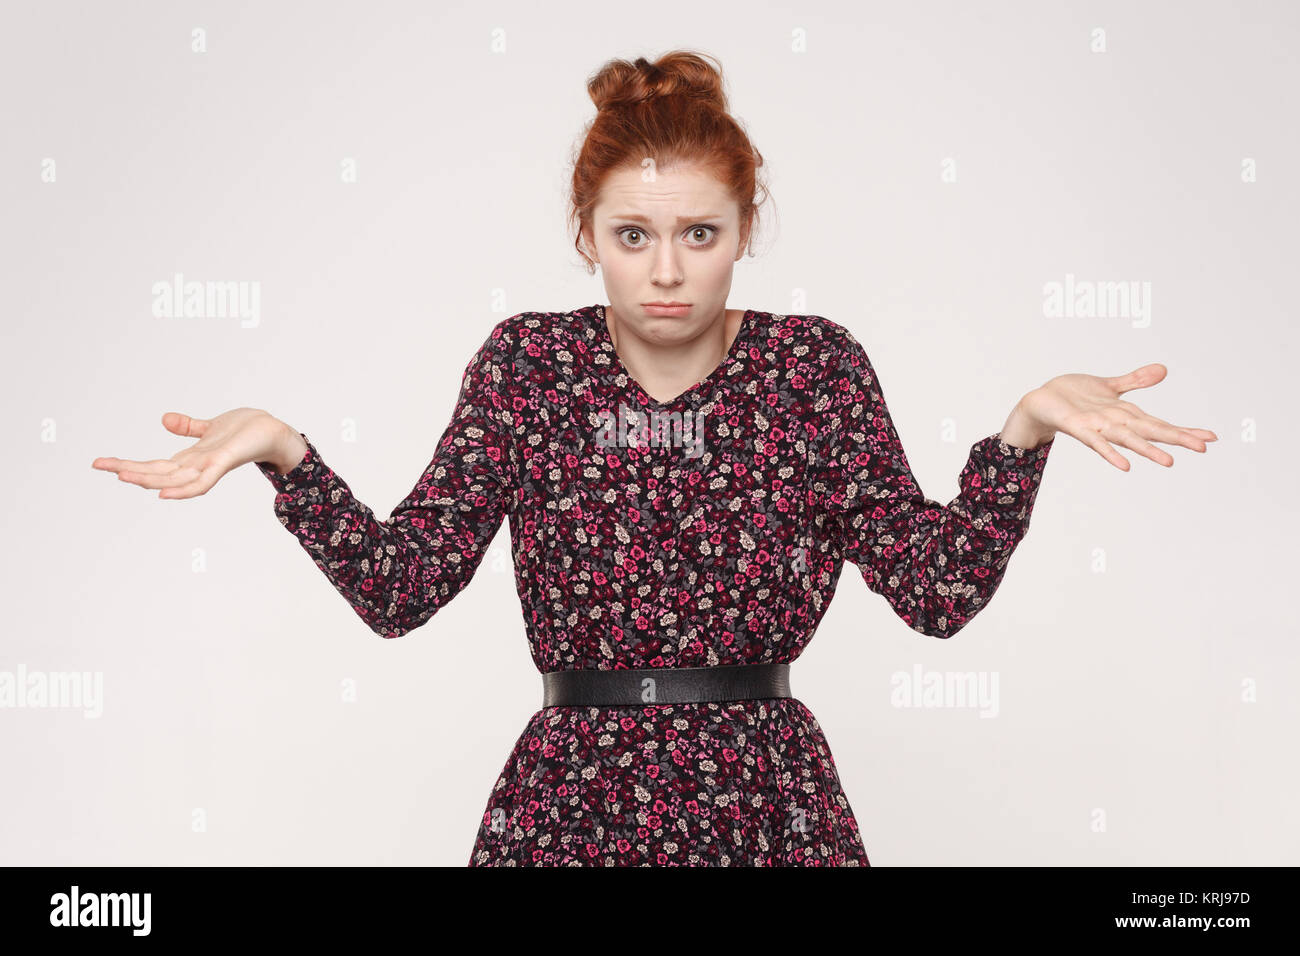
[617,226,717,248]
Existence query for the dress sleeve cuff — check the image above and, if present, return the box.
[984,433,1055,467]
[255,432,331,498]
[962,432,1054,518]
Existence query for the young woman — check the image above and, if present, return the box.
[93,51,1217,866]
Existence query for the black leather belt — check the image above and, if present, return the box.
[541,663,791,707]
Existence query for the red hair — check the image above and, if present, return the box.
[567,50,771,275]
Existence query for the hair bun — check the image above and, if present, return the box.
[588,50,729,114]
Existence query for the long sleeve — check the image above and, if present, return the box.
[809,328,1053,639]
[256,325,518,638]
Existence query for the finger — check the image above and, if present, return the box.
[119,465,202,489]
[93,457,175,475]
[162,412,209,438]
[159,466,221,499]
[1102,421,1173,467]
[1064,424,1131,471]
[1127,416,1209,452]
[1122,408,1217,450]
[1107,363,1167,395]
[1109,401,1210,449]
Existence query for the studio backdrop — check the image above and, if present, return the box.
[1,0,1294,865]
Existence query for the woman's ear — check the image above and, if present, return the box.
[737,210,754,259]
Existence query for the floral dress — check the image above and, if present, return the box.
[257,304,1054,865]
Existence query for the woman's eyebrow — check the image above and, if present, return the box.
[610,213,724,223]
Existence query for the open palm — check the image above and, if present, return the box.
[1022,363,1218,470]
[92,407,286,499]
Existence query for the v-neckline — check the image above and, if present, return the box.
[591,303,756,409]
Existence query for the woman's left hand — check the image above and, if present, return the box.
[1009,363,1218,471]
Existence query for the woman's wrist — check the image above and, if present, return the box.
[999,394,1055,450]
[269,419,309,476]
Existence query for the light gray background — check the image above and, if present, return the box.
[2,0,1295,866]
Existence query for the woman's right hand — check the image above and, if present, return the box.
[92,408,296,499]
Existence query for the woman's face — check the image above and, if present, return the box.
[583,162,750,341]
